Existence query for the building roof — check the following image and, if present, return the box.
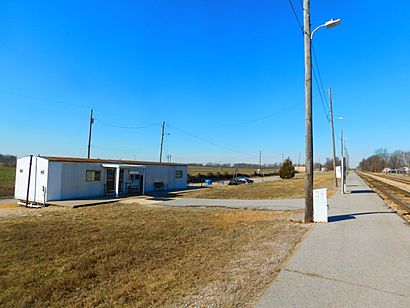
[39,156,187,167]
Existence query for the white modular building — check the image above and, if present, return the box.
[15,156,188,204]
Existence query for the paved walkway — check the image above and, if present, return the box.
[257,172,410,307]
[159,198,304,211]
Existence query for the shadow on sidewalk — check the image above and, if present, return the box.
[350,189,375,194]
[328,211,394,222]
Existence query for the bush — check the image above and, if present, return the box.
[279,159,296,179]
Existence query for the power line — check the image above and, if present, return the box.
[176,102,303,130]
[287,0,303,33]
[312,65,330,123]
[169,124,255,158]
[312,45,330,114]
[94,118,161,130]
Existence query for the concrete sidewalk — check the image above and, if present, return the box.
[257,172,410,307]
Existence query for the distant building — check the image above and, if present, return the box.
[295,166,305,173]
[15,156,187,205]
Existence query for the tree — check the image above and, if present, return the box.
[388,150,404,169]
[279,158,296,179]
[374,148,389,161]
[324,157,341,171]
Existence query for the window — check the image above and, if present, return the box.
[86,170,101,182]
[175,170,183,178]
[40,170,45,175]
[19,169,23,173]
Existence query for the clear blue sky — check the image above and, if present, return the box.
[1,1,409,166]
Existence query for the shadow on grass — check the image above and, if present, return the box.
[328,211,394,222]
[145,186,208,201]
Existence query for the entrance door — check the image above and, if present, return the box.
[119,169,124,193]
[129,172,143,194]
[105,168,115,194]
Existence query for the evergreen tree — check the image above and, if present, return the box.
[279,158,296,179]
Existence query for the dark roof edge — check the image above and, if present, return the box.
[38,156,188,167]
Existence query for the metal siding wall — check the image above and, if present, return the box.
[59,162,105,200]
[47,161,62,201]
[14,157,49,203]
[14,157,30,200]
[144,165,187,192]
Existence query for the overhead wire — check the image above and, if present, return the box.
[169,124,255,158]
[312,44,330,122]
[286,0,331,123]
[287,0,304,33]
[176,102,303,130]
[94,118,161,130]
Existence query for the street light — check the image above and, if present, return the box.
[311,19,342,39]
[303,0,341,223]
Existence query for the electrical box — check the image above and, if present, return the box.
[313,188,328,223]
[335,166,341,179]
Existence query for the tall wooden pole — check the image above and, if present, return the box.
[341,129,345,194]
[304,0,313,223]
[159,121,165,163]
[329,88,338,187]
[87,109,94,159]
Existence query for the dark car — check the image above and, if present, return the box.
[228,177,254,185]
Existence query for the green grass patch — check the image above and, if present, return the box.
[0,165,15,198]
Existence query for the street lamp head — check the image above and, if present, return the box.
[325,18,341,29]
[311,18,342,39]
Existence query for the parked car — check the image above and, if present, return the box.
[228,177,254,185]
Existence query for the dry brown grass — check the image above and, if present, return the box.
[0,203,307,307]
[178,172,335,200]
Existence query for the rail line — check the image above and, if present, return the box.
[373,173,410,185]
[357,172,410,213]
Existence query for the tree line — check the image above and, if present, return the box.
[0,154,16,166]
[358,149,410,172]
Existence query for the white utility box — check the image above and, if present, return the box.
[335,166,341,179]
[313,188,328,223]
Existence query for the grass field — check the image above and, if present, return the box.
[0,165,15,198]
[0,203,307,307]
[180,172,335,199]
[188,165,278,177]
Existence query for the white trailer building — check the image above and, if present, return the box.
[15,156,188,204]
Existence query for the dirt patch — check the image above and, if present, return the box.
[0,203,308,307]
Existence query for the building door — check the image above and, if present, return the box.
[119,169,124,193]
[105,168,115,194]
[128,172,142,194]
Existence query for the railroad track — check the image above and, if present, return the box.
[373,173,410,185]
[357,172,410,213]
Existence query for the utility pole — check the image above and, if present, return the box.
[259,150,262,175]
[340,129,345,194]
[329,88,338,186]
[159,121,165,163]
[304,0,314,223]
[87,109,94,159]
[298,153,301,172]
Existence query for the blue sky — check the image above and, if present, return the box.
[0,1,409,166]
